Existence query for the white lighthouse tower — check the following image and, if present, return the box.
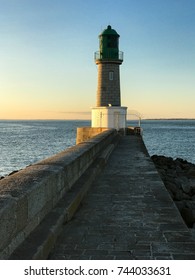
[92,25,127,131]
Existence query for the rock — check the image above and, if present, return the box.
[0,176,4,180]
[167,169,177,178]
[180,181,191,194]
[175,201,185,212]
[175,165,182,174]
[185,201,195,210]
[175,190,188,201]
[167,189,174,200]
[173,178,182,189]
[8,170,18,176]
[152,155,173,168]
[166,182,178,196]
[175,157,188,164]
[188,167,195,178]
[181,208,194,228]
[157,168,166,178]
[190,178,195,185]
[191,186,195,195]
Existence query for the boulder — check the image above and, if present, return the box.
[181,208,194,228]
[188,167,195,178]
[185,201,195,210]
[175,190,190,201]
[180,180,191,194]
[190,183,195,195]
[173,177,182,189]
[8,170,18,176]
[166,182,178,196]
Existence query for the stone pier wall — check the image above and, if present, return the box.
[0,129,116,259]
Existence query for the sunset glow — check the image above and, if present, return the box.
[1,0,195,120]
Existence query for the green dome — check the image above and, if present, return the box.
[100,25,119,37]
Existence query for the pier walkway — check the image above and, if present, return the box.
[49,135,195,260]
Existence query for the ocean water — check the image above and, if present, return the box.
[0,119,195,177]
[0,120,90,176]
[141,119,195,164]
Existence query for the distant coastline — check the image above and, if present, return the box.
[143,118,195,121]
[0,118,195,121]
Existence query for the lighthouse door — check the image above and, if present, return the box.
[114,111,120,130]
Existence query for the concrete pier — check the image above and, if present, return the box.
[1,130,117,259]
[48,135,195,260]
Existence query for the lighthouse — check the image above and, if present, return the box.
[92,25,127,131]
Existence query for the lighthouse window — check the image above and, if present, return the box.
[109,71,114,80]
[107,35,118,48]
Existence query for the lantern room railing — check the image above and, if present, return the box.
[94,51,123,61]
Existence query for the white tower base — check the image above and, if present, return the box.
[92,106,127,130]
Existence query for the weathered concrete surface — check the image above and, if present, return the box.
[49,135,195,260]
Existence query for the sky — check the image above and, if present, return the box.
[0,0,195,120]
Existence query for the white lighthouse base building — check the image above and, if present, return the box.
[91,106,127,131]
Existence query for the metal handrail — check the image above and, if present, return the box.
[94,51,123,61]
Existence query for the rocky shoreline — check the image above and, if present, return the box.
[152,155,195,228]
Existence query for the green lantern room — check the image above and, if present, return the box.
[95,25,123,61]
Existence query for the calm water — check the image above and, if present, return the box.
[0,120,89,176]
[141,119,195,164]
[0,119,195,176]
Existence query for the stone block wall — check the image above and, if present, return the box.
[96,62,121,106]
[76,127,109,144]
[0,129,116,259]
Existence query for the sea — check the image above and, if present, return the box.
[0,119,195,177]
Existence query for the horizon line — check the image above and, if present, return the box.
[0,118,195,121]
